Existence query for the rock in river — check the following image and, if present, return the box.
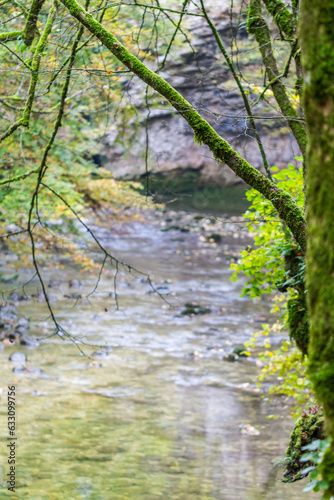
[9,351,27,363]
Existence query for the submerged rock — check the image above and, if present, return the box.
[3,334,18,347]
[207,233,222,243]
[20,336,40,347]
[181,302,211,316]
[12,365,26,373]
[26,367,43,374]
[9,352,27,363]
[224,353,241,362]
[92,349,112,358]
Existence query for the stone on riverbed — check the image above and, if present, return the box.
[12,365,26,373]
[233,347,249,357]
[9,351,27,363]
[224,353,241,362]
[20,336,40,347]
[181,303,211,315]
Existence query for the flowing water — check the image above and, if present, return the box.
[0,201,318,499]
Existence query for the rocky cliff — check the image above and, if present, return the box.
[102,1,299,190]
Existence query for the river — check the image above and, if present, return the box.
[0,193,318,499]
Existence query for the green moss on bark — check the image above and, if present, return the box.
[288,295,309,355]
[0,30,24,43]
[262,0,295,39]
[300,0,334,495]
[284,406,325,482]
[23,0,45,47]
[22,1,58,127]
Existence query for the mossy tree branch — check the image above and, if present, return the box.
[262,0,296,39]
[247,0,307,157]
[0,30,24,42]
[23,0,45,47]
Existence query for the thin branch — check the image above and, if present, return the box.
[0,228,28,239]
[159,0,189,70]
[200,0,272,179]
[40,182,169,302]
[93,1,204,18]
[0,166,40,186]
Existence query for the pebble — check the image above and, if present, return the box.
[20,336,40,347]
[9,352,27,363]
[12,365,26,373]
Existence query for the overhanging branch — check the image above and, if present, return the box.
[58,0,307,252]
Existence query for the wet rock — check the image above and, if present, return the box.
[0,305,18,321]
[37,292,46,303]
[239,424,260,436]
[187,351,203,359]
[88,361,102,368]
[20,336,40,347]
[15,325,30,334]
[9,352,27,363]
[26,367,43,374]
[207,233,222,243]
[64,293,82,300]
[181,302,211,315]
[8,292,19,301]
[69,279,81,288]
[3,334,18,347]
[224,353,241,362]
[48,279,62,288]
[161,225,181,232]
[92,349,112,358]
[8,292,27,302]
[12,365,26,373]
[18,317,29,327]
[233,347,249,357]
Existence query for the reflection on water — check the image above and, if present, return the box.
[0,213,318,499]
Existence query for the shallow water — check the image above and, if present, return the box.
[0,210,318,499]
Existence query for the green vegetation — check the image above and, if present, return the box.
[1,0,334,496]
[231,161,312,410]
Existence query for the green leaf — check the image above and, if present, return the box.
[300,466,315,475]
[302,440,321,451]
[303,480,318,492]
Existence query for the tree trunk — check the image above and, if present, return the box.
[300,0,334,494]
